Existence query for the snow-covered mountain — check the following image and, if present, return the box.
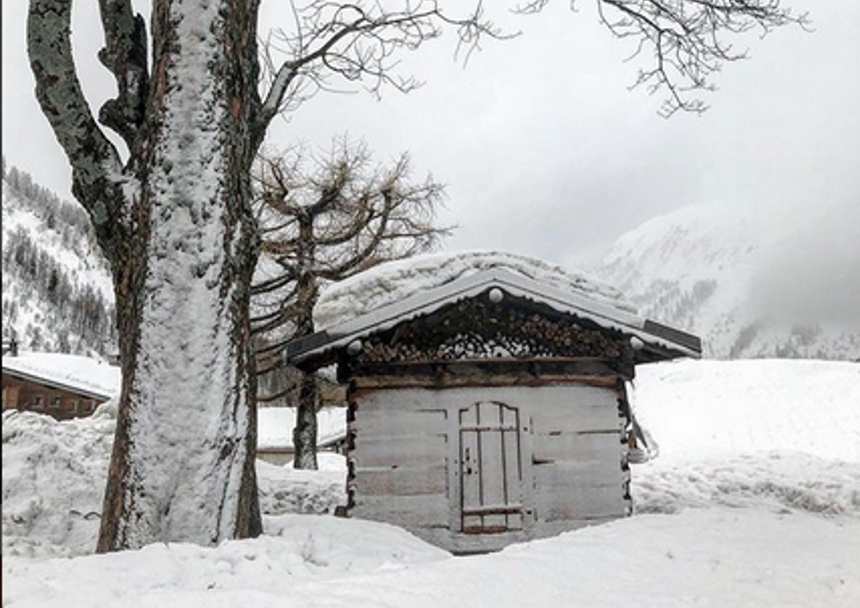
[4,163,857,362]
[593,203,860,360]
[1,163,116,357]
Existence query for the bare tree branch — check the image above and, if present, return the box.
[97,0,150,146]
[27,0,128,236]
[516,0,809,116]
[256,0,509,132]
[249,137,450,468]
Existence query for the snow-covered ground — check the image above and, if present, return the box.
[3,359,859,607]
[631,359,860,518]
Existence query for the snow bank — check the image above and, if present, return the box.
[634,451,860,516]
[628,359,860,516]
[257,406,345,450]
[630,358,860,461]
[314,250,636,329]
[3,515,449,608]
[257,457,346,516]
[2,402,347,559]
[4,359,859,607]
[1,403,117,559]
[3,509,857,608]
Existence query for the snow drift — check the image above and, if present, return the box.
[3,359,859,608]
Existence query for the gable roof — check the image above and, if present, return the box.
[2,351,121,401]
[312,250,637,329]
[286,268,701,367]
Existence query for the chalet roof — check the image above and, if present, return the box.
[286,267,702,367]
[313,250,637,329]
[1,351,121,401]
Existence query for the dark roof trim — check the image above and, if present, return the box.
[643,319,702,353]
[286,268,702,367]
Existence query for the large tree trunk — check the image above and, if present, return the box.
[97,0,264,551]
[29,0,264,551]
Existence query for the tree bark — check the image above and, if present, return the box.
[29,0,263,551]
[291,212,320,469]
[292,372,319,470]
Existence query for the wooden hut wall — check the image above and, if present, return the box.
[528,384,630,538]
[349,388,450,534]
[348,382,631,554]
[1,374,104,419]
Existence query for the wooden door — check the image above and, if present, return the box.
[458,401,528,534]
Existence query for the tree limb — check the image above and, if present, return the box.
[255,0,507,132]
[517,0,808,115]
[27,0,128,237]
[97,0,150,147]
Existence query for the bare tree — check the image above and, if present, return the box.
[252,139,449,469]
[27,0,495,552]
[520,1,809,116]
[26,0,801,551]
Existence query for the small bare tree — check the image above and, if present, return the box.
[252,138,449,468]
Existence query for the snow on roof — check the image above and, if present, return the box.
[314,250,637,329]
[291,251,700,364]
[257,406,346,451]
[2,351,121,400]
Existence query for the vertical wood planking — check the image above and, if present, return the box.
[350,382,628,552]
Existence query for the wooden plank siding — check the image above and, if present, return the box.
[535,482,630,522]
[349,390,451,530]
[354,408,448,439]
[355,465,448,496]
[1,374,105,419]
[531,431,625,465]
[347,381,632,554]
[351,494,449,529]
[352,434,448,469]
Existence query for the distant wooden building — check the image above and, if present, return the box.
[286,267,701,554]
[1,350,120,420]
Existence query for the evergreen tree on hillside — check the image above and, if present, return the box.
[2,166,117,356]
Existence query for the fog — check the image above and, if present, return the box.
[3,0,858,327]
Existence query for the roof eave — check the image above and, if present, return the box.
[286,268,702,367]
[1,367,115,401]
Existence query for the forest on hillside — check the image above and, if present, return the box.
[2,160,117,357]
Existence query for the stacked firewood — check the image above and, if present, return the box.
[356,297,623,364]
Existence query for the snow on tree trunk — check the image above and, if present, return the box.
[93,0,263,550]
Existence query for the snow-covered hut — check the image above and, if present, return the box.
[285,252,701,554]
[1,351,120,419]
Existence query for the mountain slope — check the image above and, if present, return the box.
[593,203,860,359]
[2,164,116,357]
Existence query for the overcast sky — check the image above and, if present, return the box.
[3,1,859,274]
